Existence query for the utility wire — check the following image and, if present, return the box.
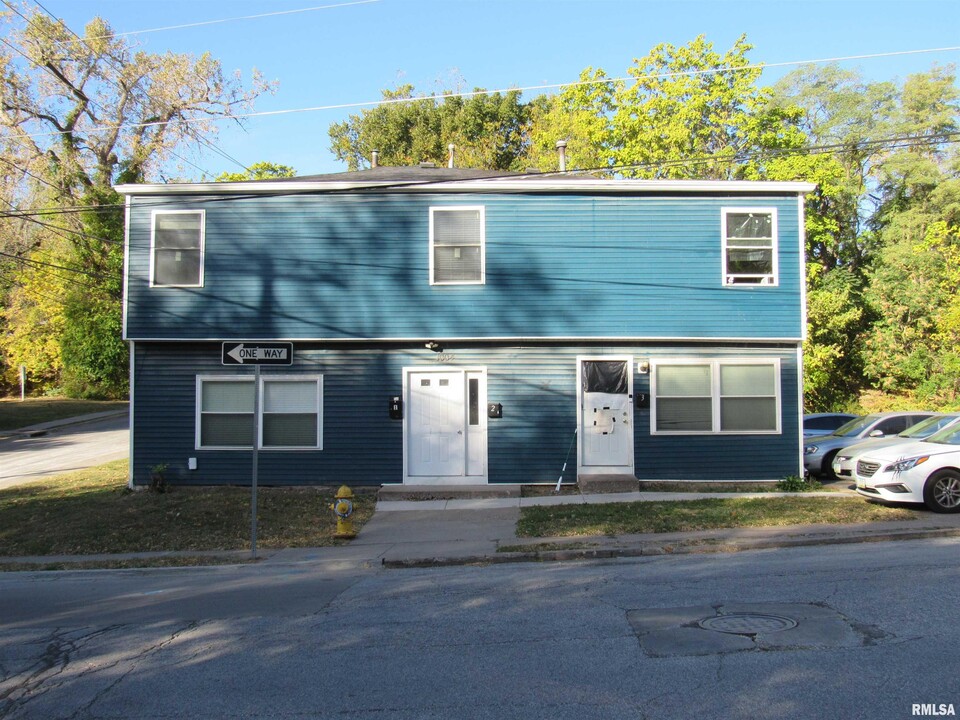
[6,0,245,177]
[0,129,957,221]
[4,43,959,144]
[69,0,381,41]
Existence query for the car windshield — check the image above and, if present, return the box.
[900,414,957,438]
[924,422,960,446]
[832,415,875,437]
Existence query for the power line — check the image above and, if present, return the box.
[5,44,959,145]
[77,0,381,40]
[0,129,957,221]
[6,0,245,179]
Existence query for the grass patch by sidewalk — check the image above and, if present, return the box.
[0,398,128,431]
[517,496,919,538]
[0,460,375,560]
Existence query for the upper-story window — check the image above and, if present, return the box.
[152,210,204,287]
[430,206,485,285]
[722,208,777,286]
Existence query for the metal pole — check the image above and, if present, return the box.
[251,364,260,559]
[20,365,26,401]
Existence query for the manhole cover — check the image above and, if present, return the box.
[698,613,797,635]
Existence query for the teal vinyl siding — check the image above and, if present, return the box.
[125,193,803,341]
[131,342,800,487]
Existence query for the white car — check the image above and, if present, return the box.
[854,422,960,513]
[832,413,960,480]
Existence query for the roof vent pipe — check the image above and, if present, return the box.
[448,144,456,169]
[556,140,567,173]
[371,149,379,169]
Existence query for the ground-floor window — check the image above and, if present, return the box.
[196,375,323,449]
[652,359,780,434]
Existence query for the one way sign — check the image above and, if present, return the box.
[222,342,293,366]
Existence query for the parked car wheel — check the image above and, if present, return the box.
[821,450,839,481]
[923,470,960,513]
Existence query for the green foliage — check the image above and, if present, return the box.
[526,67,617,173]
[0,8,270,397]
[60,285,127,399]
[612,35,806,179]
[803,266,866,410]
[776,475,822,493]
[329,84,530,171]
[216,161,296,182]
[863,177,960,405]
[0,247,68,393]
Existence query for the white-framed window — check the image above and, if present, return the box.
[721,208,777,286]
[260,376,322,449]
[429,206,485,285]
[197,376,254,448]
[151,210,204,287]
[196,375,323,450]
[652,359,780,434]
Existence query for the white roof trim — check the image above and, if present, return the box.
[123,335,804,344]
[115,178,816,196]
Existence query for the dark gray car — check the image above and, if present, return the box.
[803,411,936,479]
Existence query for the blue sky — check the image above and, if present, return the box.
[41,0,960,179]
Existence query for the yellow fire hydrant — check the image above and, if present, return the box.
[330,485,357,539]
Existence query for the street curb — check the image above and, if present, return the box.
[381,526,960,569]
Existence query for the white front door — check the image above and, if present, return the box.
[578,356,634,475]
[404,368,487,484]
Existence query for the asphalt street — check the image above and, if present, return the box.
[0,414,128,489]
[2,537,959,719]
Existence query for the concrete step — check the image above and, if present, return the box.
[378,484,522,501]
[578,474,639,494]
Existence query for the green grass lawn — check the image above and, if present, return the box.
[0,398,128,431]
[0,460,375,558]
[517,496,920,538]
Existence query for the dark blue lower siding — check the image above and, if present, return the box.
[130,342,801,486]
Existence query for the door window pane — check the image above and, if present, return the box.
[583,361,628,394]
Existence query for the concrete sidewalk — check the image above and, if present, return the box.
[335,491,960,568]
[266,487,960,569]
[6,411,958,571]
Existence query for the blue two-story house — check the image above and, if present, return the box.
[117,166,814,488]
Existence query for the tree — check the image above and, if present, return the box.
[0,6,272,396]
[612,35,806,180]
[526,67,617,174]
[216,161,296,182]
[770,64,899,271]
[863,178,960,404]
[328,84,529,171]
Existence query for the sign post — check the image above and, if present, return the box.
[222,342,293,559]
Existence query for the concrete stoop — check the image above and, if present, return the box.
[377,484,522,501]
[578,474,639,494]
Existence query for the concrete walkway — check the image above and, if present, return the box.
[4,410,960,571]
[5,489,960,572]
